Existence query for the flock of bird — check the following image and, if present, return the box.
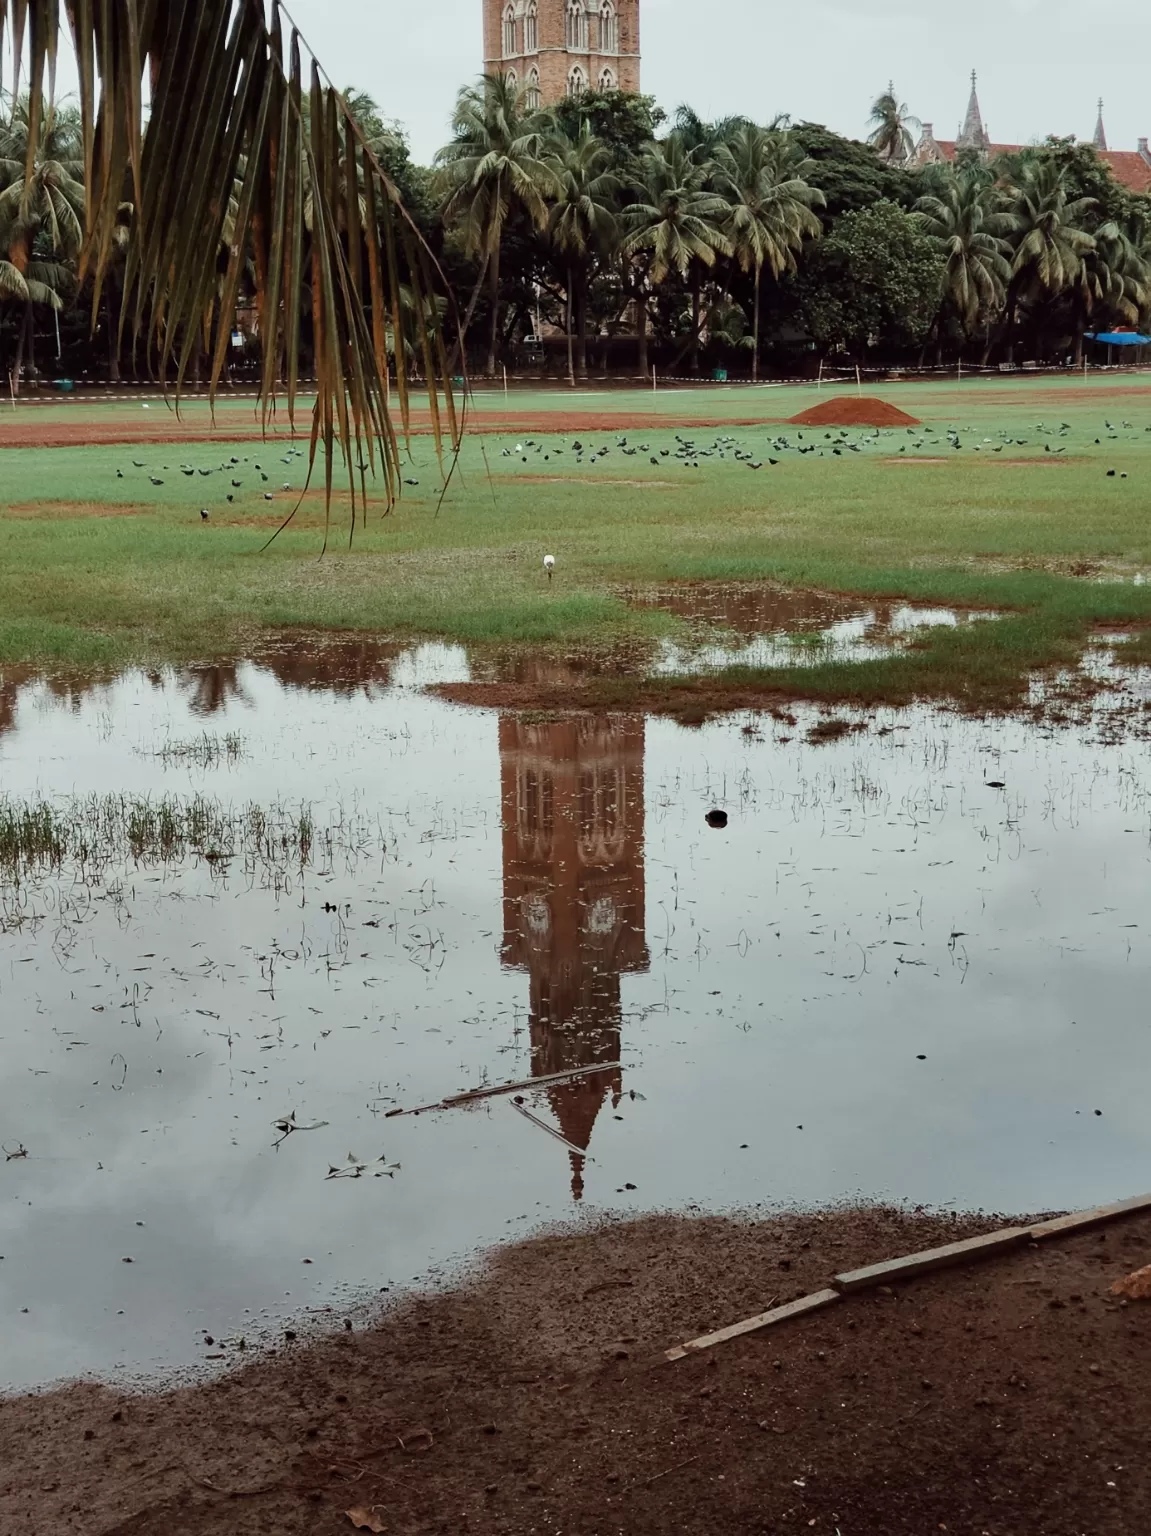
[116,446,308,519]
[498,416,1151,476]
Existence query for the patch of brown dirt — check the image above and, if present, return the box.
[0,421,311,449]
[0,413,779,450]
[0,500,149,518]
[4,1205,1151,1536]
[880,456,1079,467]
[789,396,921,428]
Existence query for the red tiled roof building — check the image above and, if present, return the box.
[914,74,1151,195]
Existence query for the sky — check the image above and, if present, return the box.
[38,0,1149,166]
[272,0,1149,165]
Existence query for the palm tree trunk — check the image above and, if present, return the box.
[575,270,588,380]
[9,307,28,397]
[486,242,501,378]
[566,266,575,388]
[447,253,492,376]
[752,264,762,384]
[690,267,702,377]
[105,290,121,383]
[636,293,648,378]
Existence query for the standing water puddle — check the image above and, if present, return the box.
[628,584,998,672]
[2,647,1151,1389]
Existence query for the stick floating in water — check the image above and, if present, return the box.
[386,1061,622,1117]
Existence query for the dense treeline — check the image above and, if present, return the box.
[3,76,1151,389]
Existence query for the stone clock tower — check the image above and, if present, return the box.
[483,0,641,107]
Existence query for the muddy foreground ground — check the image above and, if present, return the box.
[3,1206,1150,1535]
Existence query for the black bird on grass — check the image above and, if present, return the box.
[149,476,164,485]
[200,509,210,521]
[132,460,145,468]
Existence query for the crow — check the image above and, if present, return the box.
[149,476,164,485]
[200,509,210,521]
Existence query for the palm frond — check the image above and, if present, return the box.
[1,0,458,530]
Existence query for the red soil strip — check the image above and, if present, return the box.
[0,413,789,450]
[4,1206,1150,1536]
[1,500,149,518]
[789,396,921,428]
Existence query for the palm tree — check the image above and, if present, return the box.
[1070,218,1151,362]
[0,94,84,392]
[547,121,619,383]
[914,168,1013,353]
[1003,159,1096,358]
[867,83,920,165]
[714,125,824,381]
[622,137,731,376]
[4,3,458,529]
[435,74,558,376]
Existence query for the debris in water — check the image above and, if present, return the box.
[326,1152,401,1181]
[272,1112,331,1148]
[511,1099,595,1160]
[390,1061,623,1117]
[705,810,729,829]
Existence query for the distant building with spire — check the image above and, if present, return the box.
[914,74,1151,194]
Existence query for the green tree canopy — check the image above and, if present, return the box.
[798,198,944,353]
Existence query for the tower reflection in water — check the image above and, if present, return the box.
[499,715,648,1200]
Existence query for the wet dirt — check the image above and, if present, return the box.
[3,643,1151,1393]
[4,1205,1151,1535]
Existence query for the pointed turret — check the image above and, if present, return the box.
[957,70,990,153]
[1093,99,1108,151]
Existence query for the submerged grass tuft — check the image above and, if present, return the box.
[0,793,356,885]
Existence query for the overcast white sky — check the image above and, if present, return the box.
[50,0,1151,164]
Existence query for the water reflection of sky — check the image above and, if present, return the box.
[2,646,1151,1390]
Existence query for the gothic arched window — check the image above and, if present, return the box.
[502,4,516,57]
[506,68,518,91]
[568,64,587,98]
[525,67,542,108]
[598,67,616,91]
[599,2,618,53]
[566,3,587,50]
[524,0,538,52]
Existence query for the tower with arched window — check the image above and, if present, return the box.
[482,0,640,106]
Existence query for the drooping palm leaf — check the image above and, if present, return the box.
[0,0,458,531]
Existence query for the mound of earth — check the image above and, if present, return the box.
[789,395,921,428]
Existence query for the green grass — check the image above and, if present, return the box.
[3,375,1151,708]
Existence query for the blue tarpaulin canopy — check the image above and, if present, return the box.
[1085,331,1151,345]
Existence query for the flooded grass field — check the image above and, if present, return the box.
[3,634,1151,1391]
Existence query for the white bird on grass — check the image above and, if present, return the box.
[544,555,556,581]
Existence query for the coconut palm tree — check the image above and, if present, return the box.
[547,121,619,383]
[1005,160,1096,304]
[1069,218,1151,361]
[0,93,84,392]
[913,168,1014,349]
[867,83,920,165]
[713,125,824,381]
[2,2,457,529]
[622,137,731,376]
[435,73,558,376]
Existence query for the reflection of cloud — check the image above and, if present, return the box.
[500,715,648,1200]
